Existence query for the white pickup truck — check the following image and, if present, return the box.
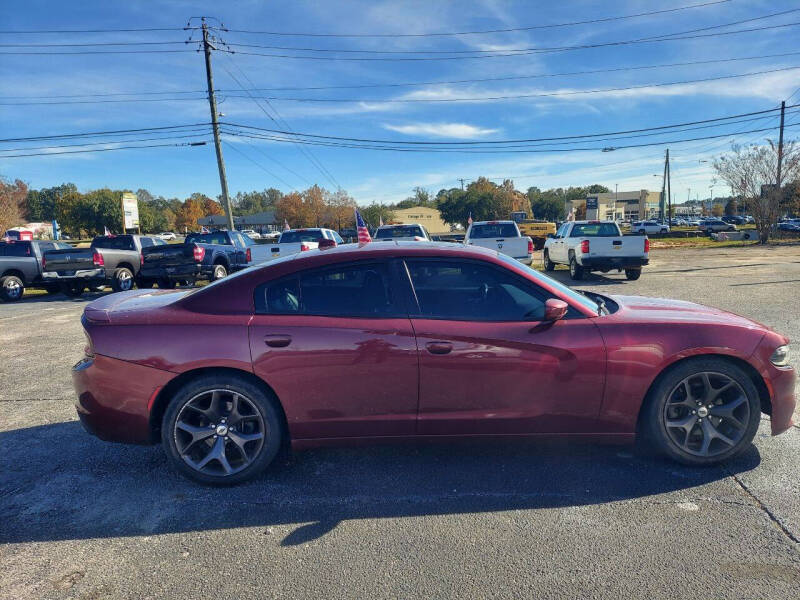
[464,220,534,265]
[374,223,431,241]
[264,228,343,262]
[543,220,649,281]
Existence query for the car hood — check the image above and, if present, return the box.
[607,294,768,331]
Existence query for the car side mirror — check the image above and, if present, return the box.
[318,238,337,249]
[543,298,568,322]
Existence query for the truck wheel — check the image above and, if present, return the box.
[660,229,668,234]
[568,255,584,280]
[625,269,641,281]
[543,250,555,271]
[111,267,134,292]
[158,278,177,289]
[137,278,156,289]
[44,284,60,295]
[61,282,85,297]
[0,275,24,302]
[638,229,646,235]
[212,264,228,281]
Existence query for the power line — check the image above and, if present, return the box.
[0,26,190,34]
[0,130,212,152]
[220,20,800,61]
[0,96,208,106]
[0,49,194,55]
[0,123,210,143]
[217,65,800,103]
[220,1,731,37]
[223,9,800,55]
[223,134,313,186]
[0,140,208,158]
[222,140,296,188]
[0,40,188,47]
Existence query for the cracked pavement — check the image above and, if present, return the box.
[1,245,798,599]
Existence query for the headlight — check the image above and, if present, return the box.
[770,345,790,367]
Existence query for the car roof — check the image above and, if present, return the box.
[376,223,423,228]
[471,220,514,225]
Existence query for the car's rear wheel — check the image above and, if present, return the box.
[212,263,228,280]
[162,375,282,485]
[61,282,85,297]
[111,267,134,292]
[158,278,177,289]
[642,357,760,465]
[568,255,584,280]
[625,269,641,281]
[543,250,555,271]
[0,275,24,302]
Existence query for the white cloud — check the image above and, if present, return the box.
[383,122,499,138]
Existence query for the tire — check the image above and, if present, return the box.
[137,278,156,289]
[158,278,177,289]
[568,254,584,280]
[111,267,134,292]
[44,284,60,295]
[543,250,555,271]
[161,374,283,485]
[0,275,24,302]
[625,269,641,281]
[660,229,667,234]
[638,229,646,235]
[641,357,761,466]
[743,232,751,240]
[61,282,85,297]
[212,263,228,281]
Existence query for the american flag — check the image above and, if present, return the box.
[200,225,210,233]
[283,219,291,231]
[379,214,384,227]
[355,209,372,244]
[104,226,112,236]
[467,212,473,226]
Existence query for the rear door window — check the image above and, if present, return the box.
[255,261,396,317]
[279,230,325,243]
[0,242,32,257]
[93,236,135,250]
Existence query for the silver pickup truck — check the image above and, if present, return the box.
[543,220,649,281]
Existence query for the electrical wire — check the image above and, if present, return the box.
[0,123,211,143]
[221,140,295,188]
[0,140,209,158]
[220,1,731,37]
[0,129,212,152]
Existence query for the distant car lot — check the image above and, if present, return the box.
[1,245,799,599]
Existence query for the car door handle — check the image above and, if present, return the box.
[426,341,453,355]
[264,335,292,348]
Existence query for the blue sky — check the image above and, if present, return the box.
[1,0,799,205]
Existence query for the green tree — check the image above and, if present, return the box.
[360,202,394,228]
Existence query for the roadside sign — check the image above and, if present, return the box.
[122,192,139,230]
[586,197,599,209]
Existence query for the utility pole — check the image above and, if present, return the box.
[201,18,234,231]
[666,148,672,226]
[660,150,668,221]
[776,100,786,186]
[458,178,467,190]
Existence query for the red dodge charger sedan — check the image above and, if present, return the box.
[73,242,795,484]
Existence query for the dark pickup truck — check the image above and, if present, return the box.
[139,230,251,286]
[42,234,166,296]
[0,239,73,301]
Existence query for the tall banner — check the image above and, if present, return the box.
[122,192,140,230]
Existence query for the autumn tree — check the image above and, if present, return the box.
[713,140,800,242]
[323,188,357,230]
[275,191,310,228]
[0,177,28,235]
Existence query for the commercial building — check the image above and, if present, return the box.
[197,210,278,233]
[390,206,450,234]
[568,190,661,221]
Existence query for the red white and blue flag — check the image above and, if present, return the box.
[283,219,291,231]
[467,212,473,226]
[355,209,372,244]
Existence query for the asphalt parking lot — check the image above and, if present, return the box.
[1,245,799,599]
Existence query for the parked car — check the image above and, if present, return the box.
[776,222,800,232]
[688,219,702,227]
[72,242,796,484]
[0,239,72,301]
[140,230,251,287]
[265,228,344,262]
[240,229,261,240]
[631,220,669,235]
[698,219,736,233]
[722,216,746,225]
[374,224,431,241]
[464,220,533,264]
[42,234,165,296]
[671,218,688,227]
[158,232,177,241]
[543,220,649,280]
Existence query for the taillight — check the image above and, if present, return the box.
[139,253,144,266]
[580,240,590,254]
[300,243,311,251]
[246,247,252,262]
[193,245,206,262]
[92,251,104,267]
[527,238,533,254]
[644,238,650,253]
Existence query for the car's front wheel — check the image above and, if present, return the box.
[162,375,283,485]
[642,357,761,465]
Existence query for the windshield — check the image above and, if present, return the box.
[469,223,518,238]
[375,225,424,239]
[280,230,325,243]
[495,253,600,314]
[570,223,620,237]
